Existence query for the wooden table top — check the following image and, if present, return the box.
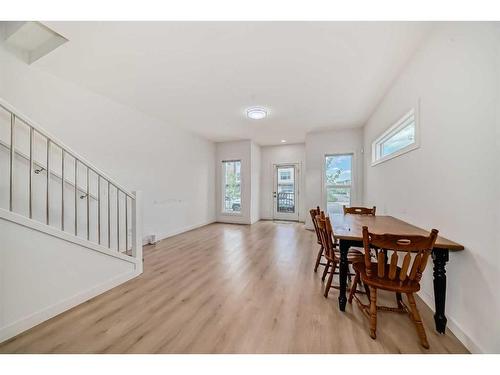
[331,214,464,251]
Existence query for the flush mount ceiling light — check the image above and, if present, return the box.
[281,140,287,143]
[246,107,267,120]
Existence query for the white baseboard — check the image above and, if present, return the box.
[261,215,307,223]
[216,214,250,225]
[143,219,216,245]
[0,270,140,344]
[418,290,483,353]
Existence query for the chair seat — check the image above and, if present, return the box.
[353,262,421,293]
[341,247,363,256]
[326,247,364,263]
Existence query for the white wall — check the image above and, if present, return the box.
[260,143,306,222]
[215,140,252,224]
[363,23,500,353]
[0,215,137,342]
[0,44,216,242]
[305,128,364,228]
[250,142,261,224]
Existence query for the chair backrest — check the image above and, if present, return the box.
[316,214,337,261]
[343,206,376,215]
[309,206,321,243]
[362,226,438,283]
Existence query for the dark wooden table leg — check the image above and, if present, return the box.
[432,248,449,333]
[338,239,349,311]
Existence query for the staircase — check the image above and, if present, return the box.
[0,98,143,342]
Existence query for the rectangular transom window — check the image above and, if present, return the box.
[222,160,241,213]
[325,154,352,215]
[372,108,419,166]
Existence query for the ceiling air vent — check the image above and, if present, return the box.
[1,21,67,64]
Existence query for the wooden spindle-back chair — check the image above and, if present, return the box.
[343,206,376,215]
[310,206,325,272]
[316,215,364,298]
[349,225,438,348]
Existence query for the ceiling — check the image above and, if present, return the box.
[35,22,433,145]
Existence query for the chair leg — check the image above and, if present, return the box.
[369,286,377,339]
[324,261,337,298]
[348,272,360,303]
[363,282,371,300]
[321,260,330,281]
[314,245,324,272]
[396,292,403,308]
[406,293,430,349]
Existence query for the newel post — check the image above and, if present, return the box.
[132,190,143,274]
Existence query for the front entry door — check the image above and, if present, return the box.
[273,164,299,221]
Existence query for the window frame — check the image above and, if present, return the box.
[371,107,420,166]
[324,153,354,214]
[221,159,242,215]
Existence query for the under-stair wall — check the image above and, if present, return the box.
[0,98,143,343]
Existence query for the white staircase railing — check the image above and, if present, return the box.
[0,98,142,268]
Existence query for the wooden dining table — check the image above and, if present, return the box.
[331,214,464,334]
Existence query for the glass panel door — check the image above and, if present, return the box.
[273,164,299,221]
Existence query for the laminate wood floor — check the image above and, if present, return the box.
[0,221,469,353]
